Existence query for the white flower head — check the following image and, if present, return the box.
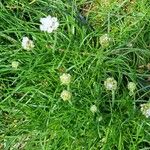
[60,90,72,101]
[40,15,59,33]
[90,105,97,113]
[100,34,111,48]
[22,37,34,50]
[104,77,117,91]
[127,82,136,96]
[12,61,19,69]
[60,73,71,85]
[140,103,150,118]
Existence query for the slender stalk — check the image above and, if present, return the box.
[112,90,115,107]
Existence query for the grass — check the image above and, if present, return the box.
[0,0,150,149]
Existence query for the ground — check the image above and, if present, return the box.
[0,0,150,149]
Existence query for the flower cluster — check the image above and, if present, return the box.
[60,73,72,101]
[14,13,148,119]
[103,77,150,118]
[16,15,59,70]
[21,15,59,51]
[104,78,137,97]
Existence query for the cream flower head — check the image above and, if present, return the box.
[140,103,150,118]
[104,77,117,91]
[22,37,34,50]
[60,90,72,101]
[90,105,97,113]
[127,82,136,96]
[147,63,150,70]
[127,42,133,48]
[11,61,19,69]
[40,15,59,33]
[60,73,71,85]
[100,34,111,48]
[101,0,110,6]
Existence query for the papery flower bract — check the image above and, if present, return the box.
[60,90,72,101]
[127,82,136,96]
[60,73,71,85]
[90,105,97,113]
[104,77,117,91]
[22,37,34,50]
[12,61,19,69]
[140,103,150,118]
[40,15,59,33]
[100,34,111,48]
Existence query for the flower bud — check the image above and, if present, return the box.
[12,61,19,69]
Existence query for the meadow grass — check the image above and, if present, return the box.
[0,0,150,149]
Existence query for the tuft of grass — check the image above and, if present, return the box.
[0,0,150,149]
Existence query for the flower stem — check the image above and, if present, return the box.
[112,90,115,107]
